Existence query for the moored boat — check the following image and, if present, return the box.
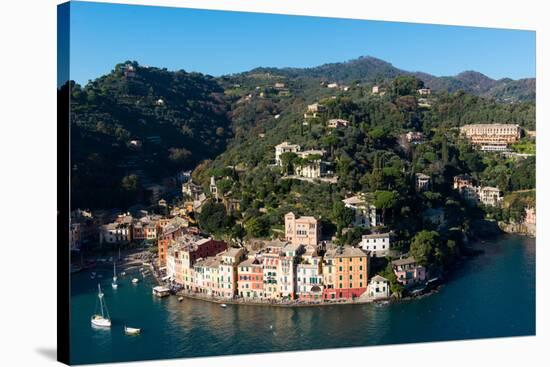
[112,262,118,289]
[220,303,227,308]
[132,278,139,284]
[152,286,170,297]
[91,284,111,328]
[124,326,141,335]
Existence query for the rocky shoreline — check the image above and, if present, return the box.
[498,222,536,237]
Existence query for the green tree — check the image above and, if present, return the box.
[245,216,270,238]
[391,76,423,97]
[280,152,298,175]
[198,201,232,234]
[332,201,355,233]
[231,224,246,247]
[409,230,440,266]
[374,190,399,223]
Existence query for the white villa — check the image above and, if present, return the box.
[360,233,391,257]
[367,275,390,299]
[275,141,300,166]
[342,194,381,228]
[415,173,430,192]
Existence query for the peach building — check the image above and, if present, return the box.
[165,236,227,288]
[460,124,521,145]
[323,246,369,299]
[285,212,321,247]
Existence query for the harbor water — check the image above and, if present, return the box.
[70,235,535,365]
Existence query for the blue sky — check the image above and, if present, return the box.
[68,1,536,85]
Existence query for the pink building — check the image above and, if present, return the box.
[392,257,427,287]
[285,212,321,248]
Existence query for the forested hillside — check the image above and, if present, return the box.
[67,57,535,212]
[69,61,231,209]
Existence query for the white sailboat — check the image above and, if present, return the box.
[112,262,118,289]
[91,284,111,328]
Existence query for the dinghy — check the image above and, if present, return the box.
[124,326,141,335]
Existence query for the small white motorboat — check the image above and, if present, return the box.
[178,297,184,302]
[220,303,227,308]
[132,278,139,284]
[124,326,141,335]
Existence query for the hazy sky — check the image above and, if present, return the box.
[68,1,536,85]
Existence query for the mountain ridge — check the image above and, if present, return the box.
[240,56,535,102]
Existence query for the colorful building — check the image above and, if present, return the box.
[165,236,227,288]
[323,246,369,299]
[237,257,264,300]
[217,248,246,299]
[284,212,321,248]
[392,257,427,287]
[460,123,521,146]
[296,246,324,300]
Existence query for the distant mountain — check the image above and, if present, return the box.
[249,56,403,82]
[243,56,535,103]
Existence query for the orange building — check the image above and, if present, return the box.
[323,246,369,299]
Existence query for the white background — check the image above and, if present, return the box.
[0,0,547,366]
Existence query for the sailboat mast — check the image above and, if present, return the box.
[98,284,104,317]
